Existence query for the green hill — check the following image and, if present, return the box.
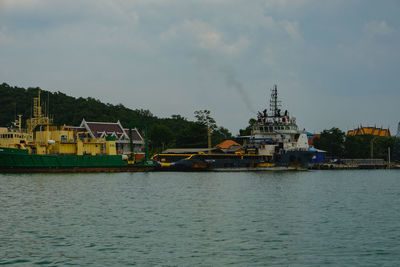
[0,83,232,153]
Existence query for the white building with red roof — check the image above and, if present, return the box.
[79,119,144,154]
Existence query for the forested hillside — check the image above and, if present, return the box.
[0,83,232,153]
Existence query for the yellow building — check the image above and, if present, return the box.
[347,126,391,137]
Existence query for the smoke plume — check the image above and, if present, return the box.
[222,68,256,114]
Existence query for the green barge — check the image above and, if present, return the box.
[0,147,154,173]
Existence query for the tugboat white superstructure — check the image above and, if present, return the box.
[250,84,309,152]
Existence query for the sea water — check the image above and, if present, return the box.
[1,170,399,266]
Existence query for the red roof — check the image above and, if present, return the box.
[124,128,143,142]
[215,140,240,149]
[80,120,143,142]
[86,122,124,139]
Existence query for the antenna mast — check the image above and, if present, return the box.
[26,89,53,133]
[269,84,281,117]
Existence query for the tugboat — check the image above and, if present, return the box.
[153,85,314,171]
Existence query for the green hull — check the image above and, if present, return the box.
[0,147,151,172]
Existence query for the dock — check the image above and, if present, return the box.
[311,159,389,170]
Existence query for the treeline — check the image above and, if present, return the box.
[0,83,232,154]
[313,127,400,161]
[3,83,399,160]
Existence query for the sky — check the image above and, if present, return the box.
[1,0,399,135]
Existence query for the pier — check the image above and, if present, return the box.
[311,159,389,170]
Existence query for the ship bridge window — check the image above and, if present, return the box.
[61,135,67,142]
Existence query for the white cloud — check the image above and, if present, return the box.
[282,21,303,41]
[161,20,250,55]
[262,47,275,66]
[364,20,393,38]
[264,0,313,9]
[99,1,140,25]
[0,0,40,7]
[0,25,11,43]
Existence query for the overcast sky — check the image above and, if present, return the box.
[1,0,399,135]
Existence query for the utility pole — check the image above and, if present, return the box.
[370,136,377,159]
[208,126,211,154]
[129,127,134,162]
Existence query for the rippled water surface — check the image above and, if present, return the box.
[1,170,400,266]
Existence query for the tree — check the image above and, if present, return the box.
[344,135,395,160]
[149,124,174,153]
[194,110,216,149]
[212,126,233,146]
[239,118,256,136]
[171,114,186,121]
[175,122,208,148]
[194,110,216,130]
[373,136,395,160]
[344,135,372,159]
[393,138,400,162]
[313,127,345,157]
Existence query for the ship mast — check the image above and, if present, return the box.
[26,89,53,134]
[269,84,281,117]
